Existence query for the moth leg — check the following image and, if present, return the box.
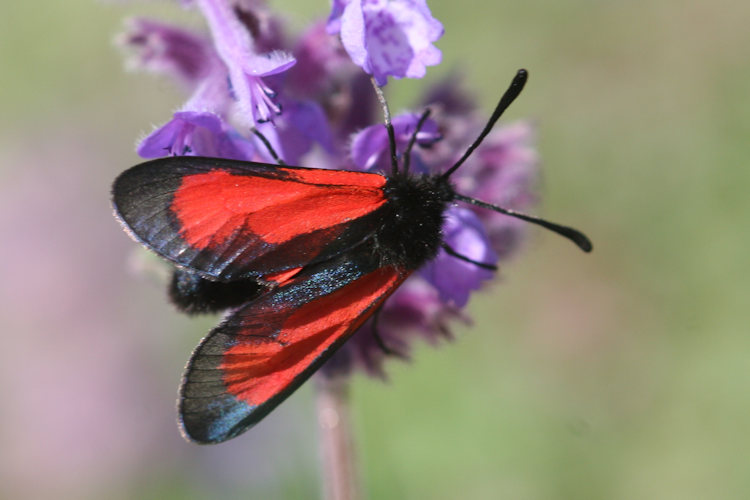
[441,243,498,271]
[371,307,408,359]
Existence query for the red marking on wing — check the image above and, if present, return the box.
[286,167,387,187]
[171,169,387,248]
[264,267,302,285]
[221,267,405,407]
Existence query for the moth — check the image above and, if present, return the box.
[113,69,592,443]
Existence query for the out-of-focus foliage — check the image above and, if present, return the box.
[1,0,748,499]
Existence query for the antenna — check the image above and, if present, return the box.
[442,69,528,179]
[454,194,593,253]
[403,108,432,174]
[252,129,286,166]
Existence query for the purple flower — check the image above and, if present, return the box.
[138,110,255,160]
[418,77,539,258]
[326,0,349,34]
[454,121,539,257]
[230,0,287,53]
[330,0,443,85]
[286,22,379,150]
[323,277,466,377]
[420,207,497,307]
[120,10,257,160]
[135,64,257,160]
[253,98,336,165]
[287,21,352,98]
[194,0,295,125]
[118,18,215,89]
[350,112,440,171]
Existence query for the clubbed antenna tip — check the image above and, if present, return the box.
[442,69,528,179]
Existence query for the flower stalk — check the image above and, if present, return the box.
[316,375,361,500]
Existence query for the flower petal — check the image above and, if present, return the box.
[420,207,497,307]
[322,277,463,377]
[118,18,214,88]
[339,0,443,85]
[255,99,336,165]
[194,0,295,125]
[350,112,440,171]
[326,0,350,34]
[137,111,254,160]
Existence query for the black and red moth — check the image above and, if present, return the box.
[112,70,591,444]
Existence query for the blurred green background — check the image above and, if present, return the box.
[1,0,748,498]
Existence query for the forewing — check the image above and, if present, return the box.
[112,156,388,281]
[179,252,408,443]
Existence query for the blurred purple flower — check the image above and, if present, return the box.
[326,0,348,34]
[231,0,287,53]
[120,14,255,159]
[329,0,443,85]
[329,84,536,372]
[454,121,539,257]
[323,277,466,377]
[254,98,336,165]
[288,21,353,99]
[348,111,497,308]
[288,22,378,147]
[418,77,539,258]
[419,72,476,115]
[119,17,215,88]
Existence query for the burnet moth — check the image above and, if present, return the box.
[112,69,592,444]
